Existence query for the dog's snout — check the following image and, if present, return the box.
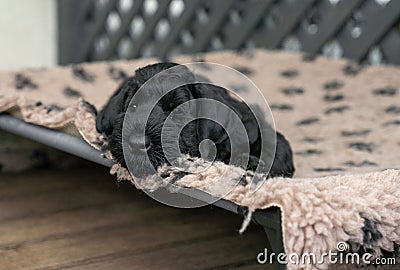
[128,135,151,152]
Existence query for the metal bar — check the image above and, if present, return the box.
[0,115,240,211]
[297,0,365,55]
[0,115,288,227]
[58,0,92,65]
[0,114,113,167]
[78,0,119,62]
[94,0,145,61]
[0,114,285,256]
[264,226,285,269]
[188,0,236,53]
[337,0,400,62]
[238,205,284,267]
[156,0,202,59]
[252,0,316,49]
[127,0,172,59]
[380,28,400,65]
[224,0,275,50]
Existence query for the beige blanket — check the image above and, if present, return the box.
[0,50,399,269]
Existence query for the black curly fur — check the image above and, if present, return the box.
[96,63,295,178]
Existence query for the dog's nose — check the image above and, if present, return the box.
[128,135,151,152]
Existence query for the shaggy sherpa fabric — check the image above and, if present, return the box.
[0,50,399,269]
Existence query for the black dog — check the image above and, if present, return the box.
[96,63,294,178]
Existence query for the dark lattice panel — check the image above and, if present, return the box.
[58,0,400,65]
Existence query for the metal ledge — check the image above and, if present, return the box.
[0,114,241,212]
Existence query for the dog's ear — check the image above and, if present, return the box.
[96,77,139,136]
[231,99,260,145]
[269,132,295,177]
[191,83,259,146]
[190,84,258,151]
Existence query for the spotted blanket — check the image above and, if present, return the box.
[0,50,399,270]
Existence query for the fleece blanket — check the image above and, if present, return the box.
[0,50,399,269]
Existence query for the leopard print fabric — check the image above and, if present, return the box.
[0,50,399,269]
[0,50,398,177]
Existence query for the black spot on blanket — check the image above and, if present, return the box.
[72,66,95,82]
[383,120,400,127]
[15,73,38,90]
[323,80,344,90]
[238,175,248,186]
[233,66,254,76]
[0,163,3,172]
[169,171,189,184]
[195,60,211,70]
[348,142,376,153]
[228,84,249,93]
[385,106,400,115]
[302,53,316,62]
[302,137,324,143]
[343,63,363,76]
[109,66,128,81]
[159,171,171,179]
[63,87,82,98]
[373,87,398,96]
[191,55,206,62]
[295,149,323,156]
[35,101,43,107]
[281,87,304,96]
[46,104,64,114]
[341,129,371,137]
[324,94,344,102]
[361,216,383,246]
[237,48,255,58]
[343,160,377,167]
[81,101,98,115]
[270,104,293,111]
[324,105,350,115]
[280,69,298,78]
[314,167,344,172]
[296,117,319,126]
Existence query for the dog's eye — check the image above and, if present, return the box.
[168,107,182,120]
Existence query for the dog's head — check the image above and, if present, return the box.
[97,63,202,176]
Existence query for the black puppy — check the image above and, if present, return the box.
[96,63,294,178]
